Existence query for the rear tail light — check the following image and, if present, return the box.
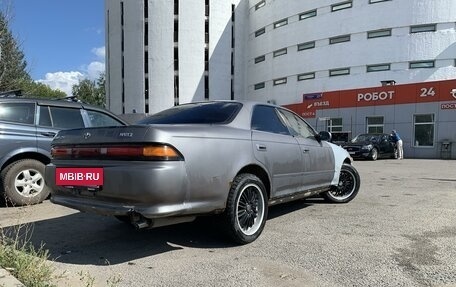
[51,144,183,161]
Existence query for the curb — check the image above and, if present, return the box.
[0,268,25,287]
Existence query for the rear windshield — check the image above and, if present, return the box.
[138,102,242,124]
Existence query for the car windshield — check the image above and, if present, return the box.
[137,102,242,124]
[352,134,381,143]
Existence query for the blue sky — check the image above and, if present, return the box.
[7,0,105,95]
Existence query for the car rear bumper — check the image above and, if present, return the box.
[45,161,225,218]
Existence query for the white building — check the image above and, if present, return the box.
[105,0,456,158]
[105,0,246,114]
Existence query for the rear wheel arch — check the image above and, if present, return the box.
[235,164,270,199]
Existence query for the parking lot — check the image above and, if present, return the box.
[1,159,456,287]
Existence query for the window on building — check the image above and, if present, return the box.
[367,63,391,72]
[144,22,148,44]
[409,60,435,69]
[414,114,434,147]
[255,27,265,37]
[174,0,179,15]
[144,0,148,18]
[144,51,148,74]
[174,47,179,70]
[410,24,436,34]
[255,0,266,10]
[273,78,287,86]
[254,82,265,90]
[274,18,288,29]
[297,72,315,81]
[331,1,352,12]
[369,0,391,3]
[174,20,178,42]
[205,20,209,43]
[366,116,384,133]
[367,29,392,39]
[273,48,287,57]
[329,68,350,76]
[204,75,209,100]
[329,34,350,44]
[327,118,343,132]
[297,41,315,51]
[255,55,265,64]
[299,9,317,20]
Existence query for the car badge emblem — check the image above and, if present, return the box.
[83,132,91,139]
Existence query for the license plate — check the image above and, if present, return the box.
[56,168,103,186]
[349,151,356,155]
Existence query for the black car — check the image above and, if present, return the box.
[342,133,397,160]
[0,96,127,205]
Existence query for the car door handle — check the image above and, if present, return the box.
[41,132,56,137]
[256,144,267,151]
[303,149,310,153]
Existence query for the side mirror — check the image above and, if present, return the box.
[317,131,332,142]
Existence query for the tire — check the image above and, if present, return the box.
[370,148,378,161]
[223,174,268,244]
[324,164,360,203]
[1,159,50,206]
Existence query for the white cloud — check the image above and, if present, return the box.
[91,46,105,59]
[86,61,105,80]
[37,71,84,96]
[37,46,106,96]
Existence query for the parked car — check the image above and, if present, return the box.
[45,101,361,244]
[342,133,397,160]
[0,97,127,206]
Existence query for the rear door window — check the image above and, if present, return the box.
[0,102,35,125]
[49,106,85,129]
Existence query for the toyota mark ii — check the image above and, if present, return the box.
[45,101,360,244]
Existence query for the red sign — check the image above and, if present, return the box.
[56,168,104,186]
[285,79,456,118]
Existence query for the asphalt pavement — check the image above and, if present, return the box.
[0,159,455,287]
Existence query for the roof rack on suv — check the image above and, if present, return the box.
[59,95,83,103]
[0,90,23,98]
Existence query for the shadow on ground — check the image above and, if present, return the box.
[1,200,318,266]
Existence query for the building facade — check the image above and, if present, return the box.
[105,0,246,115]
[105,0,456,158]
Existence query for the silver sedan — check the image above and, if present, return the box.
[45,101,360,244]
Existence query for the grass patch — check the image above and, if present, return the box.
[0,224,56,287]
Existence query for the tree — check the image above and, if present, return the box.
[72,73,106,107]
[21,81,66,98]
[0,8,31,92]
[0,5,66,98]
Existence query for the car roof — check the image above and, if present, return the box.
[0,97,127,123]
[1,96,105,111]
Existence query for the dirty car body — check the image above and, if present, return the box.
[45,101,360,244]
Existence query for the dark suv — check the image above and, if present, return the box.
[0,97,126,205]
